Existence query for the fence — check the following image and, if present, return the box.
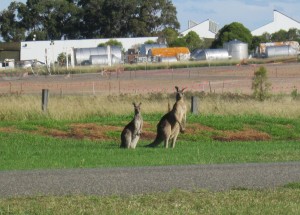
[0,64,299,96]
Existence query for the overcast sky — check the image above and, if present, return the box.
[1,0,300,32]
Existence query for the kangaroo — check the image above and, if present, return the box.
[146,86,187,148]
[120,102,143,149]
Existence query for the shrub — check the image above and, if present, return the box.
[252,66,271,101]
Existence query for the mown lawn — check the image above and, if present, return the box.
[0,113,300,171]
[1,185,300,215]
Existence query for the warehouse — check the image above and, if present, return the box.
[181,19,219,39]
[20,37,158,66]
[251,10,300,36]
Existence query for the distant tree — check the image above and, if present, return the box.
[169,37,187,47]
[287,28,300,42]
[80,0,180,38]
[57,52,71,66]
[212,22,252,49]
[144,40,156,44]
[183,31,203,51]
[159,27,179,45]
[1,0,180,40]
[271,29,288,41]
[0,2,26,42]
[98,39,123,48]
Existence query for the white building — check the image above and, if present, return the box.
[20,37,158,66]
[180,19,219,39]
[251,10,300,36]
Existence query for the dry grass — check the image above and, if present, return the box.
[0,94,300,121]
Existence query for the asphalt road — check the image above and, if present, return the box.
[1,162,300,198]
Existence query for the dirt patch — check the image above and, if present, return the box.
[43,123,122,141]
[0,122,272,142]
[213,129,271,142]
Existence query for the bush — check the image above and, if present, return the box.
[252,66,271,101]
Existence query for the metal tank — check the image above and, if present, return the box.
[139,44,167,56]
[224,39,248,60]
[191,49,229,61]
[74,46,122,65]
[158,56,178,63]
[265,45,299,58]
[90,55,121,65]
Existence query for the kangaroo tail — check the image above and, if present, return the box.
[145,136,162,147]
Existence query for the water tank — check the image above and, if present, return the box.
[74,46,122,65]
[265,45,298,58]
[191,49,229,61]
[224,40,248,60]
[158,57,178,63]
[90,55,121,65]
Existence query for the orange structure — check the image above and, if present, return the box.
[150,47,190,57]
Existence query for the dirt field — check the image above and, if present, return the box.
[0,63,300,95]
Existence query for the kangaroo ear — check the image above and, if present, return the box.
[132,102,136,106]
[139,102,142,106]
[175,86,179,92]
[182,87,187,92]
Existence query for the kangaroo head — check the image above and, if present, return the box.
[133,102,142,115]
[175,86,186,101]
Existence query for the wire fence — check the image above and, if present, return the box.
[0,64,299,96]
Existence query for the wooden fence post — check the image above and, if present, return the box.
[42,89,49,112]
[191,96,199,115]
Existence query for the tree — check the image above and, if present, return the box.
[1,0,180,41]
[0,2,26,42]
[159,27,179,45]
[271,29,288,42]
[98,39,123,49]
[252,66,271,101]
[169,38,187,47]
[183,31,203,52]
[212,22,252,49]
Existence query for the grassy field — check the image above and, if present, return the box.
[0,184,300,214]
[0,93,300,214]
[0,94,300,170]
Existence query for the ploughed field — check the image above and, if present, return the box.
[1,63,300,95]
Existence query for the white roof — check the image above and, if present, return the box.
[251,10,300,36]
[180,19,218,39]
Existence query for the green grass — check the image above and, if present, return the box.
[1,113,300,170]
[0,132,297,170]
[1,186,300,215]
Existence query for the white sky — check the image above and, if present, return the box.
[1,0,300,32]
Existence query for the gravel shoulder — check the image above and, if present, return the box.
[1,162,300,198]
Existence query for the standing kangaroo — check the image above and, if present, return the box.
[146,86,187,148]
[120,102,143,149]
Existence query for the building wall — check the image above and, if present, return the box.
[251,10,300,36]
[20,37,158,64]
[181,19,217,39]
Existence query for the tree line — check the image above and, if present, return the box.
[0,0,179,42]
[1,0,299,53]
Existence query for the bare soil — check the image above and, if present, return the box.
[1,63,300,95]
[0,122,272,142]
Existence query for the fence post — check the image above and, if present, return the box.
[42,89,49,112]
[191,96,199,115]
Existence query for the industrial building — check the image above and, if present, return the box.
[20,37,158,67]
[181,19,219,39]
[251,10,300,36]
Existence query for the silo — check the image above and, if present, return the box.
[265,45,298,58]
[224,39,248,60]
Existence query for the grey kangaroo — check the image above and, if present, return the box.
[120,102,143,149]
[146,86,187,148]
